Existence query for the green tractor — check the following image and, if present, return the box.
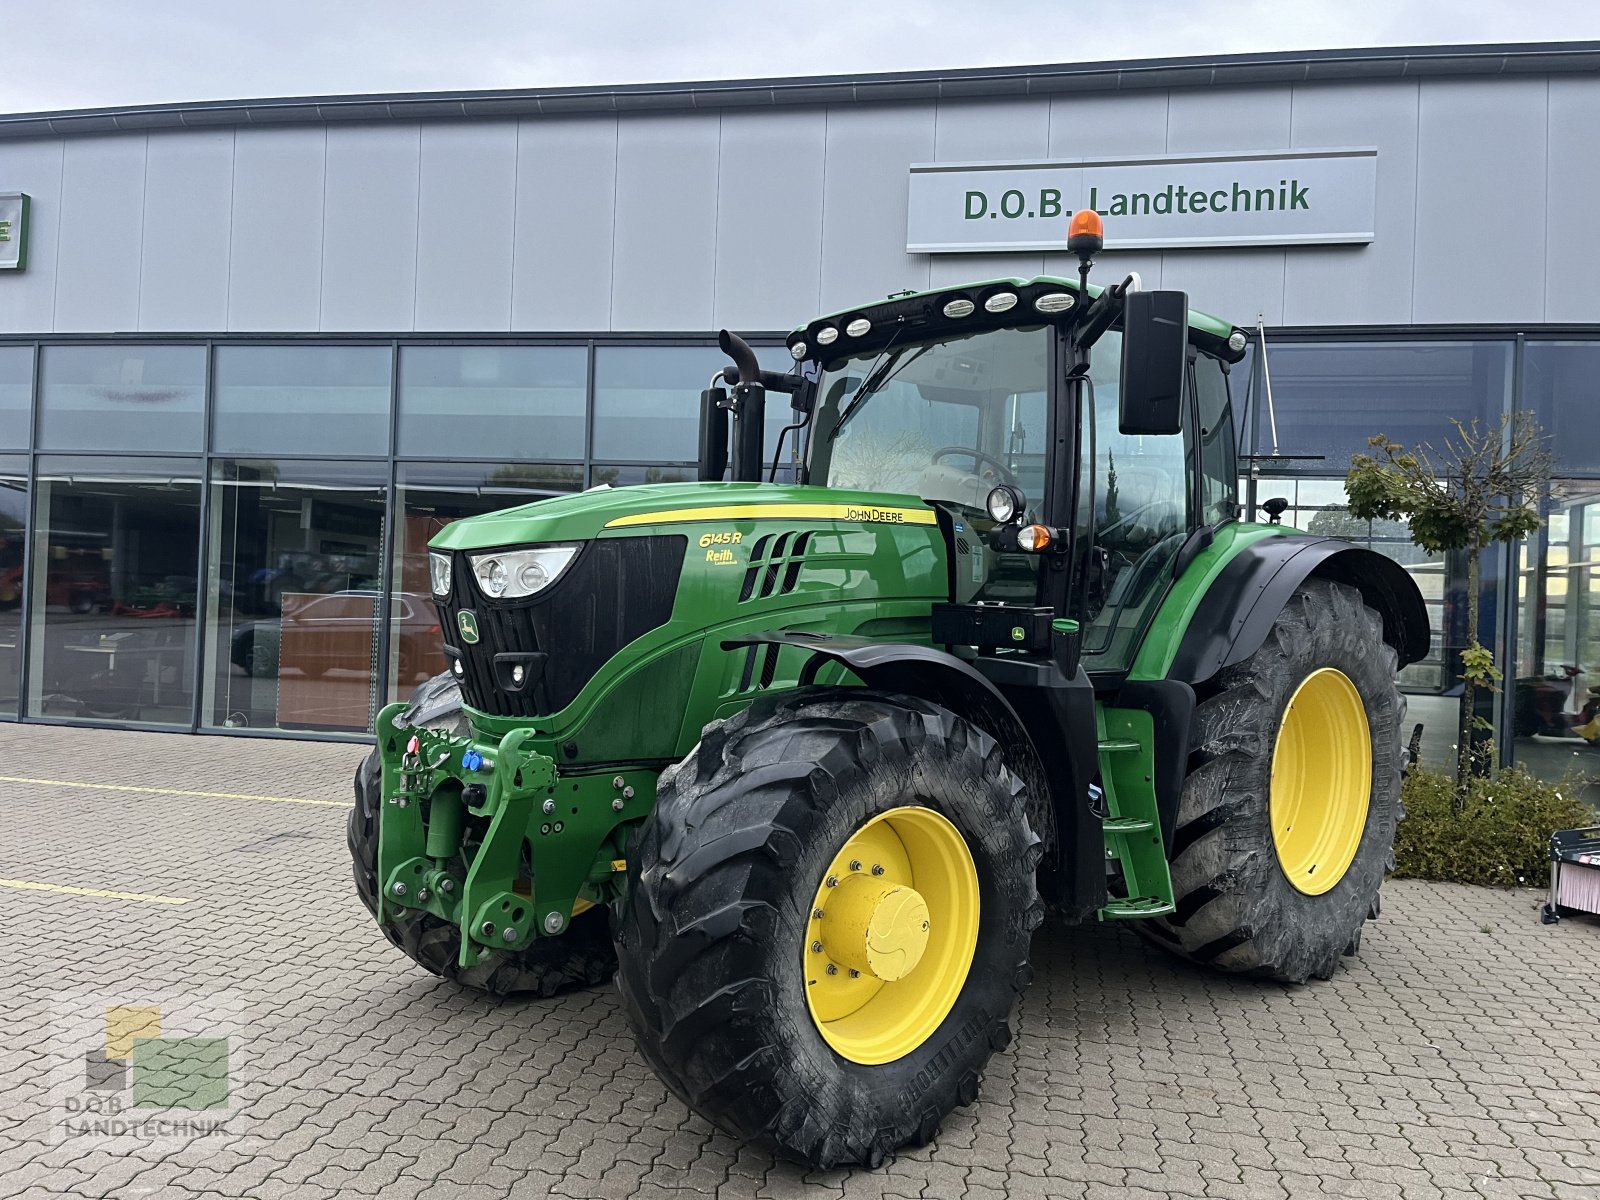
[350,212,1428,1168]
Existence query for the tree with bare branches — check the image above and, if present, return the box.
[1345,412,1552,793]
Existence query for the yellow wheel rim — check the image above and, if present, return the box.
[1270,667,1372,895]
[803,806,979,1065]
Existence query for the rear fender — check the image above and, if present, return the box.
[1164,535,1431,687]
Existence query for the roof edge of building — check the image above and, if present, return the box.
[4,40,1599,141]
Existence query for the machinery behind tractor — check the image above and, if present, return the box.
[350,210,1429,1168]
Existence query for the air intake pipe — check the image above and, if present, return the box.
[719,329,767,483]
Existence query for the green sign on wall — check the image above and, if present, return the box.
[0,193,29,271]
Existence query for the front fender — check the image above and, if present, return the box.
[1163,535,1431,686]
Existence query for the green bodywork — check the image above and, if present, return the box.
[372,281,1292,954]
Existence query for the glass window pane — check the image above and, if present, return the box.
[213,346,391,457]
[593,344,790,463]
[0,346,30,448]
[25,456,202,728]
[397,346,587,460]
[203,457,387,732]
[1513,480,1600,803]
[591,464,694,487]
[1249,341,1512,474]
[0,454,25,717]
[1522,343,1600,477]
[38,345,205,452]
[388,461,584,703]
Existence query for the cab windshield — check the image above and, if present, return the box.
[811,326,1050,513]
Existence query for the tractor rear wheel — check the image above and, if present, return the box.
[1139,578,1404,983]
[614,689,1041,1169]
[349,672,615,997]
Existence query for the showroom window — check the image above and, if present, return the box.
[213,345,392,457]
[37,345,206,453]
[388,459,583,703]
[24,455,202,728]
[397,345,588,461]
[203,458,388,733]
[0,454,26,718]
[0,346,30,449]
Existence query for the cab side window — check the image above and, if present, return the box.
[1191,353,1238,525]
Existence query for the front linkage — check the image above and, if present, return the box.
[373,701,650,967]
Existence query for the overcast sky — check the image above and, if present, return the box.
[6,1,1599,113]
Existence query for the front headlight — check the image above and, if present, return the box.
[469,545,580,599]
[429,551,452,597]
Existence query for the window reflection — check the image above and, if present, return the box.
[38,345,205,452]
[0,455,25,716]
[0,346,29,448]
[398,346,587,460]
[25,457,201,726]
[204,459,387,732]
[389,460,583,703]
[213,346,391,457]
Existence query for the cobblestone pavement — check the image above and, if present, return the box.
[2,721,1598,1200]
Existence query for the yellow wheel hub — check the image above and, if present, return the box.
[1270,667,1372,895]
[804,806,979,1065]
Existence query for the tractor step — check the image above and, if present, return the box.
[1094,705,1177,922]
[1100,896,1176,919]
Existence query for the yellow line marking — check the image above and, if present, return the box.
[0,878,190,905]
[605,502,937,529]
[0,776,350,808]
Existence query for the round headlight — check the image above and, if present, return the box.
[481,558,508,597]
[845,317,871,338]
[816,325,839,346]
[1033,292,1076,314]
[517,561,550,592]
[789,340,807,360]
[942,298,975,319]
[986,485,1022,524]
[1228,330,1248,353]
[984,292,1018,314]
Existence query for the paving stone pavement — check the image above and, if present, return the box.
[1,720,1597,1200]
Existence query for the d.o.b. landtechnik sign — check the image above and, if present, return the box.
[0,193,29,271]
[906,149,1376,253]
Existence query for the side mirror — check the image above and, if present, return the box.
[1119,290,1188,436]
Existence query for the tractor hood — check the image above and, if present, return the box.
[429,481,939,551]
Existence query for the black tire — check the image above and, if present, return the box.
[614,688,1041,1169]
[1139,578,1404,983]
[348,671,616,997]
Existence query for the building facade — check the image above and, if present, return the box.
[0,43,1596,794]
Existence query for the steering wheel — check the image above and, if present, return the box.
[930,446,1019,489]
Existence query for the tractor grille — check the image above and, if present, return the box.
[738,531,814,602]
[437,536,685,718]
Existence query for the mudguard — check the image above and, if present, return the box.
[1166,534,1431,686]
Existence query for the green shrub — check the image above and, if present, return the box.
[1393,764,1596,888]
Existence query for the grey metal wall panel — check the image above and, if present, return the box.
[1283,82,1420,327]
[818,104,936,314]
[1544,76,1600,322]
[1048,91,1170,157]
[0,137,64,334]
[53,135,146,332]
[139,131,233,333]
[415,122,518,332]
[1163,88,1291,325]
[227,127,325,332]
[929,99,1050,286]
[511,117,618,333]
[319,124,420,332]
[1413,78,1547,324]
[713,109,826,332]
[610,114,720,331]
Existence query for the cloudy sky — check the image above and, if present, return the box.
[6,1,1599,113]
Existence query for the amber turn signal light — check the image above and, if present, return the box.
[1017,524,1052,552]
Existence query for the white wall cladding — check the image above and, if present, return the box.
[0,71,1591,335]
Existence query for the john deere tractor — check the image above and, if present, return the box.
[350,211,1428,1168]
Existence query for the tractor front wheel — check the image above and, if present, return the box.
[349,672,616,997]
[1139,578,1404,982]
[614,689,1041,1169]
